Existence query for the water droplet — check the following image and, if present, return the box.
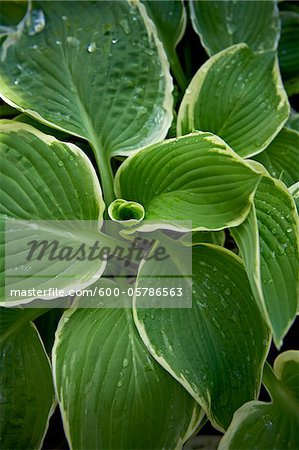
[224,288,231,295]
[117,380,123,387]
[287,227,292,233]
[111,38,118,44]
[150,314,155,320]
[28,9,45,36]
[14,79,19,85]
[67,36,80,48]
[123,358,129,368]
[57,160,64,167]
[56,40,62,45]
[87,42,96,53]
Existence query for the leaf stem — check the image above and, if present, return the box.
[91,140,116,210]
[169,50,188,92]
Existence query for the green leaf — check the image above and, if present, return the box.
[273,351,299,400]
[0,308,55,449]
[218,353,299,450]
[231,176,299,346]
[53,284,203,449]
[142,0,187,90]
[190,231,226,247]
[286,109,299,132]
[115,132,262,231]
[177,44,289,158]
[289,182,299,213]
[278,11,299,95]
[190,0,280,56]
[0,121,104,221]
[108,198,145,226]
[0,0,173,204]
[14,112,71,141]
[133,244,270,431]
[0,121,106,305]
[253,128,299,187]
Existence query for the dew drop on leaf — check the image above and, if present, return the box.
[87,42,96,53]
[122,358,129,368]
[66,36,80,48]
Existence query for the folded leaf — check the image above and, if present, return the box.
[253,128,299,187]
[190,0,280,56]
[0,121,106,305]
[218,352,299,449]
[0,308,55,449]
[53,282,203,449]
[177,44,289,158]
[115,132,262,231]
[134,244,270,430]
[231,176,299,346]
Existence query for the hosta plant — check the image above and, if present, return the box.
[0,1,298,449]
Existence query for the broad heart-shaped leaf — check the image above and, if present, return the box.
[189,0,280,56]
[114,132,262,231]
[0,0,173,205]
[0,307,55,449]
[53,283,203,450]
[231,175,299,347]
[253,128,299,187]
[278,11,299,96]
[218,352,299,450]
[0,121,106,305]
[141,0,187,90]
[177,44,289,158]
[133,244,270,431]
